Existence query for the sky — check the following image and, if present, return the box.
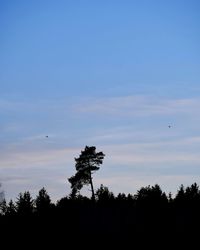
[1,0,200,202]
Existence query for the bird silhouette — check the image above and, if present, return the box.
[46,135,48,138]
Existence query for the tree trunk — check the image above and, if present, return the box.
[89,169,95,201]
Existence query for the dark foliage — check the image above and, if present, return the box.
[35,187,53,214]
[16,191,34,215]
[1,183,200,248]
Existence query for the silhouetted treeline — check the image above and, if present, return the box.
[1,183,200,247]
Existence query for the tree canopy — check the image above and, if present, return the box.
[68,146,105,199]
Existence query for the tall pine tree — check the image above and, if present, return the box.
[68,146,105,200]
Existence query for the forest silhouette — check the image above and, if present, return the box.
[1,146,200,247]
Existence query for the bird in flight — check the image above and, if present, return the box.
[168,125,172,128]
[46,135,48,138]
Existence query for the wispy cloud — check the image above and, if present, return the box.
[73,95,200,117]
[0,146,78,169]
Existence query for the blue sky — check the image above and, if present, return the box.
[1,0,200,202]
